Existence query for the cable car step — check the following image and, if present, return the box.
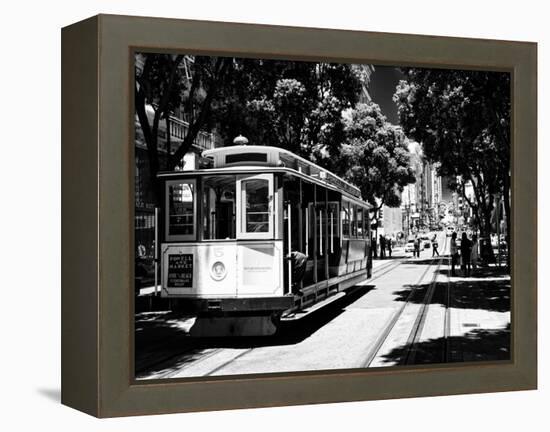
[280,292,347,321]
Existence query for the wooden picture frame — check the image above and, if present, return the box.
[61,14,537,417]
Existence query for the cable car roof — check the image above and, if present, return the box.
[201,145,363,199]
[158,165,372,209]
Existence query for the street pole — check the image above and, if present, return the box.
[407,187,411,238]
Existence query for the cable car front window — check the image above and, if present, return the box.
[242,179,270,233]
[167,180,195,239]
[202,175,236,240]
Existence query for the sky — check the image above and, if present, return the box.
[367,65,405,125]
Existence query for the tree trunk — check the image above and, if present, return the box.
[169,58,229,169]
[134,54,183,207]
[135,86,162,207]
[502,174,511,269]
[165,115,171,170]
[479,203,496,264]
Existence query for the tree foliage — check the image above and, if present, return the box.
[135,54,418,220]
[393,68,511,253]
[135,54,232,204]
[212,60,363,169]
[135,54,365,203]
[339,103,416,214]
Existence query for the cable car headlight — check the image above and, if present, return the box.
[210,261,227,281]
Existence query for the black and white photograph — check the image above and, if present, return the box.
[133,52,511,380]
[4,0,547,426]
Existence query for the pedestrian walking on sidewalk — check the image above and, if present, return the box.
[450,232,459,276]
[387,236,393,258]
[460,232,472,277]
[413,234,421,258]
[432,236,439,257]
[379,234,386,259]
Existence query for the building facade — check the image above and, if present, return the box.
[401,142,447,234]
[379,205,403,238]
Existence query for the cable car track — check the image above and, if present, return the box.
[195,258,406,376]
[359,258,438,368]
[140,249,445,378]
[403,249,453,365]
[443,254,452,363]
[361,235,449,368]
[400,257,444,365]
[368,259,403,283]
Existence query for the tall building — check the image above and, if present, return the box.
[379,205,403,237]
[401,142,446,233]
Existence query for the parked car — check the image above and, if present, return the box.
[405,239,416,253]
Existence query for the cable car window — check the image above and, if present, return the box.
[226,153,267,164]
[357,207,364,238]
[242,178,270,233]
[301,180,315,257]
[342,202,350,238]
[350,204,357,237]
[202,175,236,240]
[167,179,196,240]
[328,202,339,253]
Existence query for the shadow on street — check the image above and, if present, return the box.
[135,284,376,377]
[392,278,510,313]
[376,324,511,365]
[135,260,511,377]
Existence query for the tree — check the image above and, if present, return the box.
[135,54,184,205]
[339,102,416,227]
[212,60,362,169]
[393,68,511,262]
[135,54,231,205]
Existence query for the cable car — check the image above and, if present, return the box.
[158,145,373,336]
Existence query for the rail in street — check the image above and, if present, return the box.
[135,232,510,380]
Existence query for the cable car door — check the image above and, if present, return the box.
[235,174,283,296]
[236,174,274,239]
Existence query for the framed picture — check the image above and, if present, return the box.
[61,14,537,417]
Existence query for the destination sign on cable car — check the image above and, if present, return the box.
[167,254,194,288]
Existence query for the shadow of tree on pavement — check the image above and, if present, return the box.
[135,285,375,377]
[392,269,510,314]
[376,325,511,366]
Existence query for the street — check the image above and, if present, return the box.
[135,232,510,380]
